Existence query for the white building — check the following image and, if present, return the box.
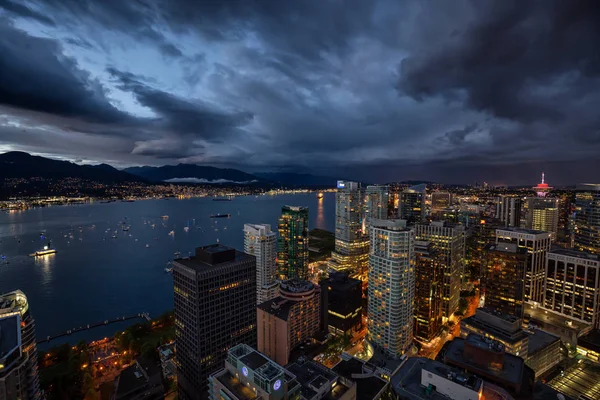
[496,228,552,303]
[244,223,278,304]
[367,219,415,358]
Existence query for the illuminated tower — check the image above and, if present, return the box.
[533,172,553,198]
[365,184,389,221]
[399,184,426,225]
[574,183,600,254]
[277,206,309,280]
[524,197,559,239]
[244,223,278,304]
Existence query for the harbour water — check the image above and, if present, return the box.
[0,193,335,347]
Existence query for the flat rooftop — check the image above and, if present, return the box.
[332,357,388,400]
[525,303,591,333]
[286,359,341,400]
[578,329,600,354]
[549,248,599,261]
[527,329,560,357]
[0,315,20,360]
[548,360,600,400]
[257,297,294,321]
[496,227,548,235]
[485,242,527,254]
[240,351,269,371]
[213,370,258,400]
[174,244,253,272]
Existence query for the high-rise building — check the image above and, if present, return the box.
[544,249,600,328]
[320,272,363,337]
[0,290,41,400]
[244,223,278,304]
[557,193,575,248]
[328,181,369,275]
[496,228,552,303]
[367,219,415,358]
[465,217,504,280]
[574,183,600,254]
[415,222,465,318]
[483,243,528,319]
[495,196,522,228]
[173,244,257,400]
[277,205,309,280]
[399,184,426,225]
[365,184,389,221]
[257,279,322,366]
[414,241,443,343]
[532,172,553,198]
[431,192,452,212]
[524,197,559,239]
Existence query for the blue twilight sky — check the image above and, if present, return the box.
[0,0,599,185]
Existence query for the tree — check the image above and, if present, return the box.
[141,342,158,361]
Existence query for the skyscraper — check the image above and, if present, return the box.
[431,192,452,212]
[367,219,415,358]
[414,241,443,343]
[483,243,528,319]
[365,184,389,221]
[524,197,559,239]
[495,196,522,228]
[320,271,363,337]
[244,223,278,304]
[574,183,600,254]
[415,222,465,318]
[544,249,600,328]
[0,290,41,400]
[328,181,369,275]
[277,205,309,280]
[399,184,426,225]
[173,244,257,400]
[496,228,552,303]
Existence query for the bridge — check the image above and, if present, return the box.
[38,313,151,344]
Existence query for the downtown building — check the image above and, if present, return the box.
[544,248,600,329]
[0,290,41,400]
[483,242,528,319]
[257,279,323,366]
[367,219,415,358]
[277,205,309,281]
[431,191,452,212]
[328,181,369,276]
[365,184,389,221]
[495,196,523,228]
[244,223,278,304]
[413,241,443,343]
[496,228,552,304]
[523,197,559,239]
[414,221,465,318]
[173,244,257,400]
[320,272,363,337]
[399,184,426,225]
[574,183,600,254]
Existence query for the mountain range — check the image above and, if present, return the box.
[0,152,336,187]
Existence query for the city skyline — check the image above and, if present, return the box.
[1,1,599,184]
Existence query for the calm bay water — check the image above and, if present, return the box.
[0,193,334,348]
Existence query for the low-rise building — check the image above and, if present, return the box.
[332,354,390,399]
[111,357,164,400]
[577,329,600,362]
[525,329,561,378]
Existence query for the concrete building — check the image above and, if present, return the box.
[483,243,528,319]
[495,196,523,228]
[544,249,600,329]
[399,184,426,225]
[415,222,465,318]
[173,244,257,400]
[524,301,592,348]
[496,228,552,303]
[431,192,452,212]
[328,181,369,275]
[277,206,309,280]
[525,329,561,378]
[414,241,443,343]
[574,183,600,254]
[524,197,559,239]
[0,290,41,400]
[111,357,164,400]
[244,223,278,305]
[320,272,362,337]
[332,355,390,400]
[365,184,389,221]
[257,279,322,366]
[367,219,415,358]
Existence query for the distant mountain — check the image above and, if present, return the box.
[124,164,262,184]
[0,152,142,182]
[253,172,337,187]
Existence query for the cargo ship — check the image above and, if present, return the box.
[210,213,231,218]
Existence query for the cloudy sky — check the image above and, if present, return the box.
[0,0,599,185]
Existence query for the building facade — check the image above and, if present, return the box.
[575,183,600,254]
[524,197,559,239]
[367,219,415,358]
[496,228,552,303]
[431,192,452,212]
[0,290,41,400]
[495,196,523,228]
[173,244,257,400]
[399,184,426,225]
[415,222,465,318]
[257,279,322,366]
[483,243,528,319]
[414,241,443,343]
[244,223,278,305]
[544,249,600,328]
[320,272,363,337]
[328,181,369,275]
[365,185,389,221]
[277,206,309,280]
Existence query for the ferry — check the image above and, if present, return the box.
[210,213,231,218]
[29,244,57,257]
[317,192,324,199]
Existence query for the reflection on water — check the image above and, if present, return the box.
[38,254,53,288]
[316,196,325,229]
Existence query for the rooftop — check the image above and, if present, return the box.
[525,302,591,333]
[485,242,527,254]
[257,297,294,321]
[240,351,270,371]
[578,329,600,354]
[548,248,599,261]
[214,370,259,400]
[286,358,342,400]
[0,315,20,361]
[174,244,253,272]
[332,357,389,400]
[115,357,161,399]
[496,227,548,235]
[0,290,29,316]
[527,329,560,357]
[280,279,315,294]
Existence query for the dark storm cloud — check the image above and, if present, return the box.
[0,0,55,26]
[0,23,128,124]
